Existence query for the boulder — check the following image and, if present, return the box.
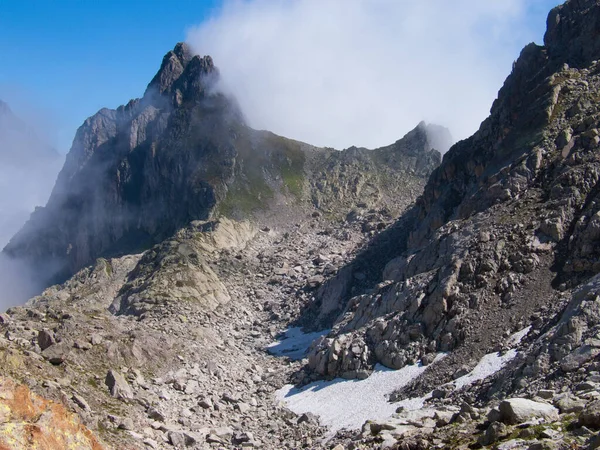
[580,400,600,429]
[554,393,586,414]
[479,421,508,446]
[105,369,133,400]
[499,398,559,425]
[561,345,600,372]
[297,412,319,426]
[168,430,196,448]
[41,343,70,365]
[37,329,56,351]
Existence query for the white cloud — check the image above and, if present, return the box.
[187,0,554,149]
[0,102,63,247]
[0,101,63,309]
[0,253,41,310]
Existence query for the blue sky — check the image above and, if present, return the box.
[0,0,562,151]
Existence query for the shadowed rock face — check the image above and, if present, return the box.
[3,42,441,290]
[4,43,237,283]
[545,0,600,69]
[412,0,600,246]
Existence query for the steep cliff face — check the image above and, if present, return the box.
[307,0,600,385]
[3,43,441,289]
[4,44,241,283]
[408,0,600,248]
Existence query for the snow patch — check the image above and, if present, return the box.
[507,326,531,346]
[452,326,531,390]
[267,327,329,360]
[274,327,533,433]
[276,355,444,433]
[453,349,518,390]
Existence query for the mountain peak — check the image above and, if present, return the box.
[172,41,193,61]
[145,42,217,100]
[416,121,453,154]
[4,41,439,289]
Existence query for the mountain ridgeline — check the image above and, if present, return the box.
[3,42,444,289]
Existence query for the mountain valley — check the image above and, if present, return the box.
[3,1,600,449]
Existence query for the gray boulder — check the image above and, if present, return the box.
[37,329,56,351]
[580,400,600,429]
[105,369,133,400]
[499,398,559,425]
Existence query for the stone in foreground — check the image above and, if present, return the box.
[499,398,559,425]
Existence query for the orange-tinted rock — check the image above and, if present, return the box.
[0,376,104,450]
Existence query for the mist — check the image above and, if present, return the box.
[0,254,43,309]
[0,100,63,309]
[186,0,553,150]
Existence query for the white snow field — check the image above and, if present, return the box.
[453,326,532,390]
[272,326,532,433]
[276,359,442,433]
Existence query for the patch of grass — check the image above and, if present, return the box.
[281,169,305,199]
[219,178,274,218]
[550,100,566,123]
[214,129,308,217]
[98,258,113,276]
[264,133,306,200]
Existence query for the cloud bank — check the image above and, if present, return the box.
[0,100,63,309]
[187,0,554,149]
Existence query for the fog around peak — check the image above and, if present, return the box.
[187,0,555,150]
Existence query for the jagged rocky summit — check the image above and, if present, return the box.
[2,42,443,289]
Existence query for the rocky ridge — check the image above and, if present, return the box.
[295,0,600,447]
[305,0,600,380]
